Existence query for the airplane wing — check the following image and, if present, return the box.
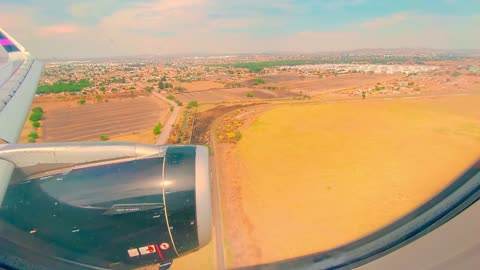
[0,27,43,144]
[0,27,43,207]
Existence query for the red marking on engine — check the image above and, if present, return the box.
[155,244,165,261]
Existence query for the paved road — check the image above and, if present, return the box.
[209,115,228,270]
[153,92,179,145]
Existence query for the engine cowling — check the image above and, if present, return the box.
[0,145,211,269]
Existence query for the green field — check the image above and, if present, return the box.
[37,79,92,94]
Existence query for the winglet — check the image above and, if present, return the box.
[0,27,27,54]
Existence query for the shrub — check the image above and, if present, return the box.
[246,92,254,98]
[170,105,174,112]
[187,100,199,108]
[175,100,183,106]
[32,107,43,114]
[153,123,163,135]
[30,113,43,122]
[78,99,86,105]
[144,86,154,93]
[452,71,461,77]
[254,78,266,85]
[166,95,175,100]
[28,132,39,139]
[99,135,109,141]
[29,112,43,122]
[174,86,186,92]
[32,121,40,128]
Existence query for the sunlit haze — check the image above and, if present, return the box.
[0,0,479,59]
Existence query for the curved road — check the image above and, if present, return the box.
[153,92,179,145]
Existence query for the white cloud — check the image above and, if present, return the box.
[359,13,409,29]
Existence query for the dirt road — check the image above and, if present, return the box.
[153,92,179,145]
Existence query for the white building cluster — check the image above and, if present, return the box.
[277,64,438,74]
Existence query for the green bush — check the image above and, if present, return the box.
[28,132,39,140]
[175,100,183,106]
[246,92,254,98]
[153,123,163,135]
[174,86,186,92]
[166,95,175,100]
[29,112,43,122]
[235,132,242,141]
[99,135,109,141]
[32,107,43,114]
[32,121,40,128]
[144,86,154,93]
[254,78,266,85]
[187,100,199,108]
[78,99,86,105]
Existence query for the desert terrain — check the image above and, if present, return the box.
[216,94,480,268]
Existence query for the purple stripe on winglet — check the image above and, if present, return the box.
[0,39,14,46]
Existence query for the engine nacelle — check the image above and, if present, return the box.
[0,144,211,269]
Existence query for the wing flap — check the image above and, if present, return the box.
[0,60,42,143]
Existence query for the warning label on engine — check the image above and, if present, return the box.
[127,248,140,257]
[139,245,156,255]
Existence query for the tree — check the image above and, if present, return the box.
[28,132,39,140]
[32,107,43,114]
[254,78,266,85]
[32,121,40,128]
[187,100,199,108]
[144,86,154,93]
[153,123,163,135]
[174,86,186,92]
[99,135,109,141]
[29,112,43,122]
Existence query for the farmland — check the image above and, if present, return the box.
[25,96,169,142]
[216,94,480,268]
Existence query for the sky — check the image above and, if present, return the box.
[0,0,479,58]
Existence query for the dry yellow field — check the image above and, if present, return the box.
[219,94,480,267]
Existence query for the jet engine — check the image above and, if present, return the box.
[0,143,211,269]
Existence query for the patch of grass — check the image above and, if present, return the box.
[153,123,163,135]
[254,78,266,85]
[37,79,91,94]
[187,100,199,108]
[452,71,461,77]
